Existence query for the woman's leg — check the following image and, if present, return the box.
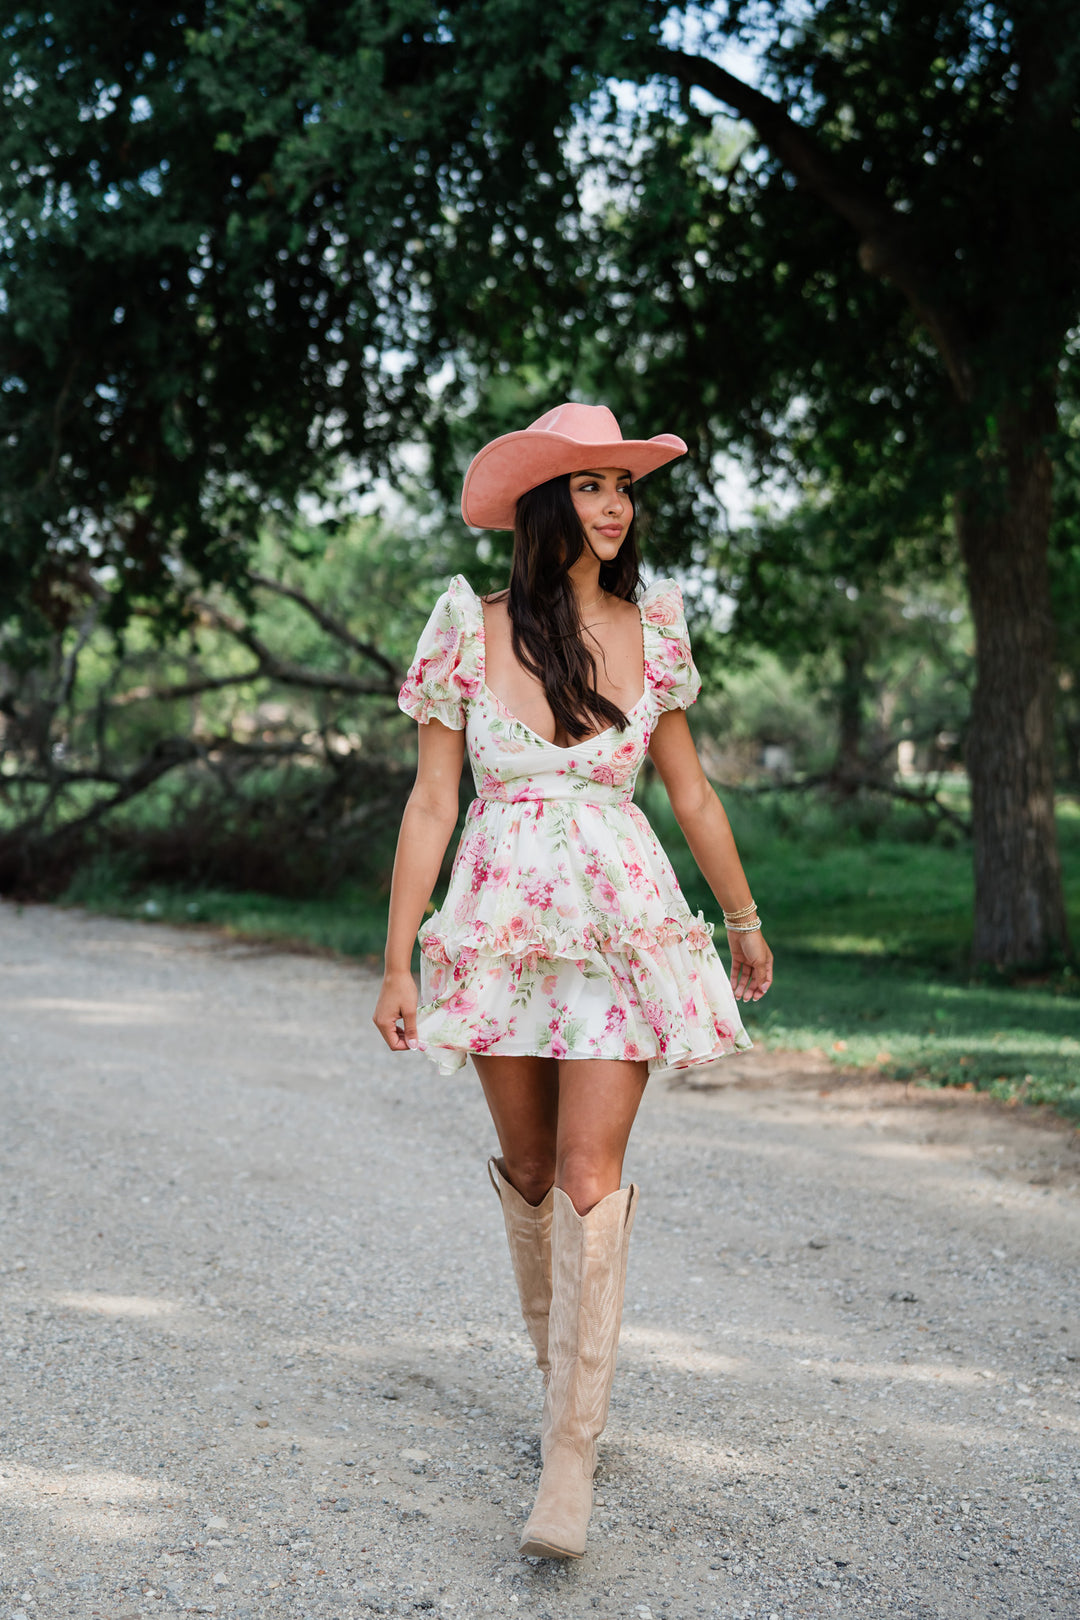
[473,1053,559,1205]
[474,1054,560,1374]
[520,1058,647,1559]
[554,1058,649,1213]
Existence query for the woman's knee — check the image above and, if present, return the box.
[555,1148,623,1215]
[500,1150,556,1206]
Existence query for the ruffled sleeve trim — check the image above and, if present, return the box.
[639,577,702,712]
[397,574,485,730]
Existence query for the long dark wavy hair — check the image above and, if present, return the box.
[491,473,643,742]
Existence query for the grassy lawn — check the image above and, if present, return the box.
[56,792,1080,1122]
[650,787,1080,1121]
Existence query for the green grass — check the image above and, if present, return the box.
[56,794,1080,1123]
[62,858,393,961]
[645,787,1080,1122]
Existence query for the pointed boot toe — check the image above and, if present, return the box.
[518,1440,592,1558]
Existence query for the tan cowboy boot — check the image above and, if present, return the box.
[519,1182,639,1560]
[488,1157,554,1376]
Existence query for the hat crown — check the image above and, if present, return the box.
[528,402,623,445]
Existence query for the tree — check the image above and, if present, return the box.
[3,2,1077,965]
[0,0,573,631]
[456,0,1079,967]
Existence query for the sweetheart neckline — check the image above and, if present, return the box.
[476,585,649,754]
[479,682,648,753]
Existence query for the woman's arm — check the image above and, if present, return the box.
[647,708,773,1003]
[372,719,466,1050]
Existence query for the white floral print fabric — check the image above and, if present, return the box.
[397,574,752,1076]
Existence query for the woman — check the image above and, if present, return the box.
[374,402,773,1561]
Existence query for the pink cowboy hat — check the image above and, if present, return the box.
[460,401,687,530]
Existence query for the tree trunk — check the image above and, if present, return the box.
[830,633,869,796]
[955,394,1070,967]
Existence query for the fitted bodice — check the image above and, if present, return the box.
[396,572,701,809]
[466,681,654,808]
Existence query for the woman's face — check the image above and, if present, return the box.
[569,467,633,563]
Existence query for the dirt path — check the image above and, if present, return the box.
[1,901,1078,1620]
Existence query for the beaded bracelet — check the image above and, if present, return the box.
[725,919,763,932]
[723,900,758,921]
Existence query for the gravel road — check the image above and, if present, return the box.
[2,901,1078,1620]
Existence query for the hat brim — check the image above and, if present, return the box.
[461,429,687,530]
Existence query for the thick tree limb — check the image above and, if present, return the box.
[655,47,975,400]
[190,601,400,697]
[109,667,267,707]
[248,572,401,680]
[720,765,971,834]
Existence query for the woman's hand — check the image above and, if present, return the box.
[373,969,421,1051]
[728,929,773,1003]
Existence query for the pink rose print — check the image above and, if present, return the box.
[594,877,622,913]
[479,772,509,800]
[623,1040,645,1061]
[446,988,477,1016]
[604,1005,627,1037]
[542,974,558,995]
[642,592,681,627]
[550,1034,569,1059]
[645,657,676,694]
[643,998,666,1034]
[423,633,463,691]
[590,764,617,787]
[713,1019,734,1041]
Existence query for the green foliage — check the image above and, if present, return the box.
[63,855,394,959]
[0,511,470,890]
[11,2,1080,633]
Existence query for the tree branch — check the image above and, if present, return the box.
[655,47,975,401]
[190,601,400,697]
[248,572,402,681]
[109,667,266,707]
[718,765,970,834]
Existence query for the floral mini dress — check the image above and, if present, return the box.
[397,574,752,1077]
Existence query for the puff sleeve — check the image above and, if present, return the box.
[640,579,702,712]
[397,575,483,729]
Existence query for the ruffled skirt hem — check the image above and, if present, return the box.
[415,1025,753,1078]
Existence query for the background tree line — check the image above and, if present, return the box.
[2,0,1079,972]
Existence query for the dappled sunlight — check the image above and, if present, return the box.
[12,995,180,1027]
[621,1322,745,1376]
[793,1355,994,1391]
[52,1291,185,1319]
[0,1462,163,1543]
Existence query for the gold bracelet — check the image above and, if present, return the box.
[723,900,757,921]
[725,919,762,932]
